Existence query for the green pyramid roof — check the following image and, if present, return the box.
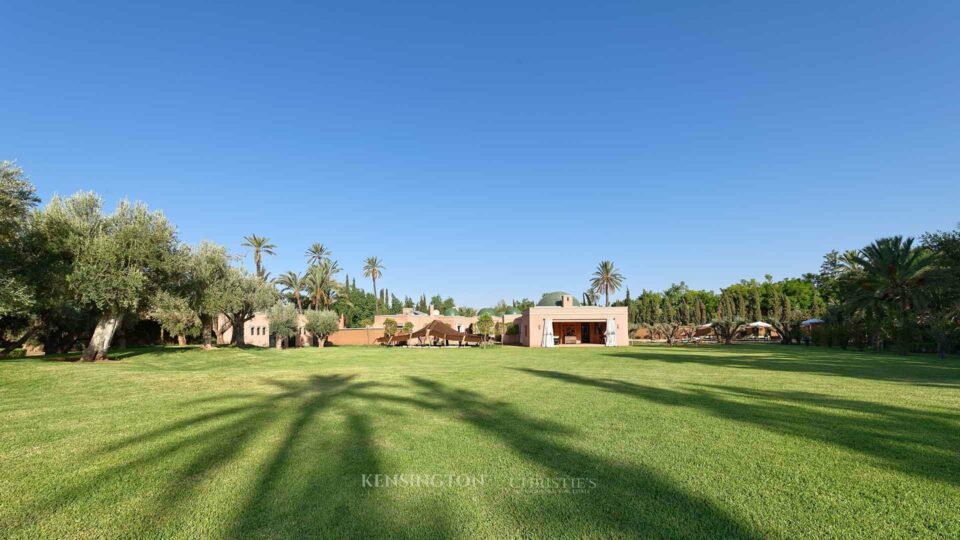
[536,291,581,307]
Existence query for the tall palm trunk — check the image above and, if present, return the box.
[372,277,378,313]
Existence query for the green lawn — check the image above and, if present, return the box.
[1,345,958,539]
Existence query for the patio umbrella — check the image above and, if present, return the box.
[746,321,773,328]
[605,318,616,346]
[542,319,555,348]
[800,318,825,326]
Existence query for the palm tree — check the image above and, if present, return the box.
[306,259,341,309]
[305,243,332,266]
[590,260,624,306]
[242,234,276,280]
[363,256,385,312]
[276,271,306,313]
[848,237,935,311]
[846,236,936,351]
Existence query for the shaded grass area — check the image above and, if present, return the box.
[1,345,958,538]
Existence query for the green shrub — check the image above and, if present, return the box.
[383,318,398,337]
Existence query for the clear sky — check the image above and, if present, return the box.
[3,2,958,307]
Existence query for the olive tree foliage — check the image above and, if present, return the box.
[267,302,298,349]
[0,162,43,353]
[0,161,39,244]
[5,191,103,355]
[383,318,398,337]
[304,309,339,347]
[148,291,200,345]
[181,242,232,348]
[0,162,39,338]
[206,267,277,346]
[34,193,181,360]
[475,313,494,346]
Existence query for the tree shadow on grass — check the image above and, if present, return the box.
[605,346,960,387]
[10,374,454,538]
[13,373,761,538]
[514,368,960,488]
[30,345,201,362]
[403,376,760,538]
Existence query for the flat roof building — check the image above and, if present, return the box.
[517,292,628,347]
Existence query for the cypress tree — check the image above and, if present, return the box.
[752,287,762,321]
[736,291,748,319]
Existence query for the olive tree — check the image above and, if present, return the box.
[207,267,276,346]
[475,313,494,346]
[267,302,298,349]
[0,161,40,351]
[186,242,232,348]
[383,318,398,337]
[10,192,103,355]
[304,309,339,347]
[712,291,744,345]
[148,291,200,345]
[57,196,180,361]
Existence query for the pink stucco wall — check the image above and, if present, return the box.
[518,306,629,347]
[372,313,521,333]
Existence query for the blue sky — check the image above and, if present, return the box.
[3,1,958,307]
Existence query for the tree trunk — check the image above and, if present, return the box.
[231,316,246,346]
[372,277,378,314]
[202,316,214,349]
[82,313,123,361]
[1,327,35,356]
[275,336,283,350]
[317,335,325,348]
[177,334,187,346]
[215,319,232,345]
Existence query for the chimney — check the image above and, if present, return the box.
[562,295,573,308]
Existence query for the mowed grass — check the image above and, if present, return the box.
[1,345,959,539]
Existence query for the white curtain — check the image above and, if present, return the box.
[605,318,616,346]
[542,319,555,348]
